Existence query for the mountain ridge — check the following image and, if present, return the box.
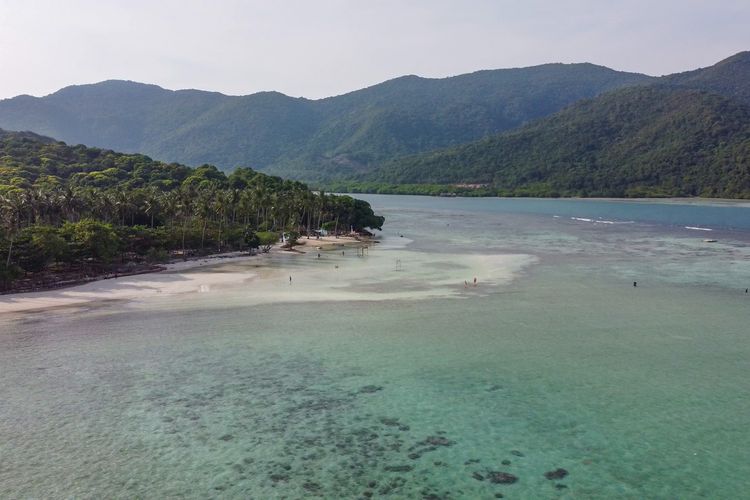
[0,62,653,179]
[365,52,750,198]
[3,52,747,194]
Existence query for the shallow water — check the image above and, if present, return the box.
[2,196,750,499]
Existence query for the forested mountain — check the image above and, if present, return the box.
[0,64,651,180]
[664,51,750,105]
[362,52,750,198]
[2,52,748,196]
[0,129,384,290]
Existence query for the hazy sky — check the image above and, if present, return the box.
[0,0,748,100]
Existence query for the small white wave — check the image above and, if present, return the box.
[571,216,635,225]
[685,226,713,232]
[593,220,634,225]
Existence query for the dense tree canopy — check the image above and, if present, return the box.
[0,64,651,182]
[362,87,750,198]
[0,130,384,291]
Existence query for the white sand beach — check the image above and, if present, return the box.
[0,235,363,315]
[0,231,536,317]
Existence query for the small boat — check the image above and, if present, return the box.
[704,239,718,243]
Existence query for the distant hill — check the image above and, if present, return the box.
[664,51,750,105]
[365,52,750,198]
[0,64,651,180]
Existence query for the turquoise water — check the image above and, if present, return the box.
[2,196,750,498]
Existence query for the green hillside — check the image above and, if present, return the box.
[363,53,750,198]
[0,64,651,180]
[367,88,750,198]
[664,51,750,105]
[3,52,748,195]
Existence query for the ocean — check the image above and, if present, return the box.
[1,195,749,498]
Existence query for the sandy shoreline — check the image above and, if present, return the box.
[0,235,363,315]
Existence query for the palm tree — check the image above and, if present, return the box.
[237,189,254,226]
[57,185,83,223]
[227,188,240,224]
[177,185,195,259]
[161,190,180,229]
[0,190,22,267]
[195,186,215,251]
[212,190,230,252]
[142,186,161,228]
[111,188,132,226]
[254,184,270,228]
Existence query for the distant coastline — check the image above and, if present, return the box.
[323,182,750,202]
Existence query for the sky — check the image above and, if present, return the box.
[0,0,748,100]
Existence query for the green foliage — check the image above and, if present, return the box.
[0,131,384,290]
[368,86,750,199]
[341,197,385,231]
[256,231,279,253]
[322,181,495,197]
[357,52,750,198]
[0,52,749,188]
[0,65,653,182]
[321,221,337,232]
[664,51,750,106]
[145,247,169,263]
[16,225,67,272]
[61,219,120,263]
[0,261,22,285]
[284,231,300,249]
[243,227,260,254]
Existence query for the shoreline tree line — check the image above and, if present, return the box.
[0,130,384,292]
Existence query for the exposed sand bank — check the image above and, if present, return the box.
[0,233,535,317]
[0,235,363,315]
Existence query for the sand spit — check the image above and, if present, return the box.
[0,236,363,315]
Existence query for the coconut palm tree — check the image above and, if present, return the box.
[195,186,215,251]
[177,185,195,258]
[142,186,161,228]
[0,190,22,267]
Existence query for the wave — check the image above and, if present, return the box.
[685,226,713,232]
[570,217,635,225]
[594,219,635,225]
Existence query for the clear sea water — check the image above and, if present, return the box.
[2,195,750,499]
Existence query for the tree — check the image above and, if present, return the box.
[195,185,215,251]
[16,225,67,272]
[283,230,300,249]
[244,227,260,255]
[256,231,279,253]
[0,190,22,267]
[176,185,195,259]
[142,186,161,228]
[0,129,386,290]
[62,219,120,265]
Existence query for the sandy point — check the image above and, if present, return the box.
[0,235,369,315]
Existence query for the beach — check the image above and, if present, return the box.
[0,235,363,315]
